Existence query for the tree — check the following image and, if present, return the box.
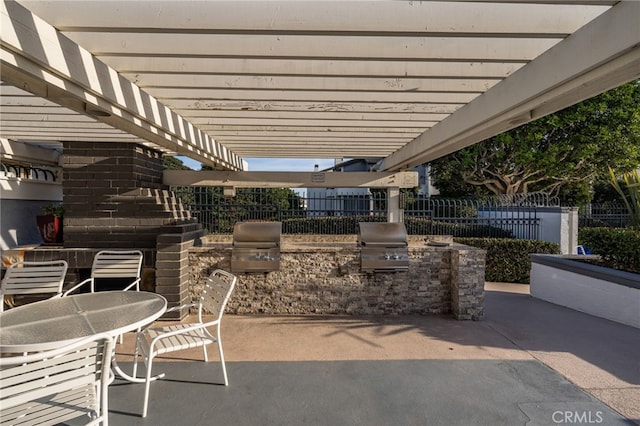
[430,81,640,204]
[162,155,192,170]
[171,164,304,232]
[609,168,640,229]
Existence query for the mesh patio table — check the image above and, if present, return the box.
[0,291,167,382]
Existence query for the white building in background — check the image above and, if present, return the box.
[306,159,437,217]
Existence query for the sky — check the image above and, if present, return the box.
[178,156,337,172]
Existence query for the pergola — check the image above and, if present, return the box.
[1,0,638,326]
[1,0,639,173]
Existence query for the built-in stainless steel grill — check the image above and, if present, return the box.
[231,222,282,273]
[358,222,409,273]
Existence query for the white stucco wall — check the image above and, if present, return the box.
[530,261,640,329]
[0,179,62,249]
[1,140,63,250]
[478,207,578,254]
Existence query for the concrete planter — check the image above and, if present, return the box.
[530,254,640,328]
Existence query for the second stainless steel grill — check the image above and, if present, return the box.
[231,222,282,273]
[358,222,409,273]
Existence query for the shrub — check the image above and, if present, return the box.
[405,217,513,238]
[609,168,640,230]
[454,238,561,283]
[39,203,64,217]
[282,216,386,234]
[578,227,640,273]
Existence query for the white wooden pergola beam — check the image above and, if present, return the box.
[221,139,408,145]
[169,101,464,114]
[1,121,127,130]
[192,118,436,128]
[209,131,422,138]
[1,110,101,120]
[65,33,561,62]
[124,74,502,93]
[227,150,407,157]
[378,1,640,171]
[22,1,609,35]
[0,133,144,142]
[202,125,424,135]
[148,89,478,104]
[187,111,451,121]
[103,58,525,78]
[164,170,418,189]
[0,1,243,170]
[0,138,60,165]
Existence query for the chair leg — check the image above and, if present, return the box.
[142,354,154,418]
[132,337,140,378]
[217,335,228,386]
[202,343,209,362]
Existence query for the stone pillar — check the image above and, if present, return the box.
[450,247,485,320]
[537,207,579,255]
[566,207,579,255]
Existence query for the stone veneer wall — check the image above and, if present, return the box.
[450,248,486,320]
[188,236,485,320]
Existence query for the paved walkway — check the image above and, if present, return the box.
[109,282,639,425]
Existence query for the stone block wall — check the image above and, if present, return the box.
[188,241,485,319]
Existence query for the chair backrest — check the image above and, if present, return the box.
[91,250,143,280]
[198,269,237,322]
[0,333,113,426]
[1,260,68,311]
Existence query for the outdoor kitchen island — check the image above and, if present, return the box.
[188,234,486,320]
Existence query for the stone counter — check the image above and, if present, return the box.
[188,235,485,320]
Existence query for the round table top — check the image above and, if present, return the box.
[0,291,167,353]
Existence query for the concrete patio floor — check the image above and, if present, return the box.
[109,282,640,425]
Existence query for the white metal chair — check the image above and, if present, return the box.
[133,269,237,417]
[1,260,68,312]
[0,333,114,426]
[63,250,143,296]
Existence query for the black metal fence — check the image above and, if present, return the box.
[173,187,548,238]
[405,197,541,239]
[579,203,630,228]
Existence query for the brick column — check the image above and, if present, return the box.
[62,141,190,248]
[60,141,203,312]
[156,225,204,319]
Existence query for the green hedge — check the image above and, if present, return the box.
[454,238,561,284]
[282,216,386,234]
[405,217,513,238]
[578,227,640,273]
